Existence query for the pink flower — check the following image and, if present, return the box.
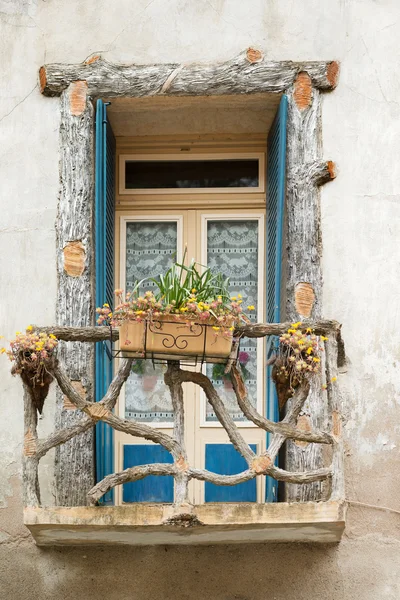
[238,351,249,365]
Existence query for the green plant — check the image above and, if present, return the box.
[96,255,254,336]
[131,359,145,375]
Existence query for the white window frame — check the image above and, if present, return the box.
[118,214,184,429]
[199,212,265,428]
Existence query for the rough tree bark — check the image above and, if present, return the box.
[20,325,339,511]
[39,52,339,98]
[284,72,336,502]
[54,82,95,506]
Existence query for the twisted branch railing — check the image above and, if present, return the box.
[22,320,344,517]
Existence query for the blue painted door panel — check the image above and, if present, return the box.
[265,95,288,502]
[123,445,174,503]
[205,444,257,502]
[95,99,116,504]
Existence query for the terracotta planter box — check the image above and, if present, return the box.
[119,318,233,363]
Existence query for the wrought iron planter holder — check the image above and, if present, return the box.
[115,318,239,366]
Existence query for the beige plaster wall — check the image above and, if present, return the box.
[1,0,399,598]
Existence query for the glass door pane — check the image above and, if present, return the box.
[123,219,179,423]
[205,218,260,422]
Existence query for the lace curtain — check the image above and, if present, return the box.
[124,221,177,422]
[124,218,260,424]
[206,220,259,422]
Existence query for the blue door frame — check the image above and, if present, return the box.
[265,95,288,502]
[95,99,115,504]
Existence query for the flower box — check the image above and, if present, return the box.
[119,317,233,363]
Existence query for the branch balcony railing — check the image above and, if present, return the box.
[22,320,344,520]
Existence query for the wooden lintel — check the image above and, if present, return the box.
[39,52,339,98]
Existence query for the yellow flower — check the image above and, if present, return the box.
[247,305,255,311]
[306,347,313,355]
[331,376,337,382]
[306,327,312,333]
[26,325,33,332]
[231,296,237,301]
[108,312,113,318]
[49,334,57,340]
[212,326,220,331]
[291,321,302,329]
[0,348,6,354]
[180,307,188,312]
[238,294,242,299]
[191,289,197,293]
[287,329,296,334]
[203,304,210,310]
[103,303,109,307]
[16,331,21,335]
[321,335,328,341]
[313,357,320,363]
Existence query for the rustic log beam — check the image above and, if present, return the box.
[34,319,342,342]
[87,459,332,505]
[188,464,331,486]
[266,381,313,463]
[34,325,119,342]
[189,468,255,486]
[87,464,176,506]
[39,52,339,98]
[36,416,94,460]
[268,465,332,484]
[165,362,190,505]
[22,385,40,507]
[324,338,345,500]
[231,367,332,446]
[54,82,95,507]
[52,361,183,458]
[283,71,337,502]
[177,369,255,464]
[103,358,133,410]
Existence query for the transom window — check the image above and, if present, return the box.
[119,152,265,195]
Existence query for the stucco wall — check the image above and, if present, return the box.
[1,0,400,598]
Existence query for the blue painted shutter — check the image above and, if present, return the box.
[95,99,116,504]
[265,95,288,502]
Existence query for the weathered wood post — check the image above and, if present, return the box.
[284,66,338,501]
[54,81,95,506]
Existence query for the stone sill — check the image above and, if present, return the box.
[24,501,346,546]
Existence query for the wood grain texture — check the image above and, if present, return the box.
[87,464,176,506]
[283,75,336,503]
[34,319,342,343]
[54,85,95,506]
[39,52,338,98]
[22,384,40,507]
[20,351,337,507]
[164,362,189,505]
[230,368,332,445]
[324,338,345,500]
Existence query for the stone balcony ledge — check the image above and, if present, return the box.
[25,500,346,546]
